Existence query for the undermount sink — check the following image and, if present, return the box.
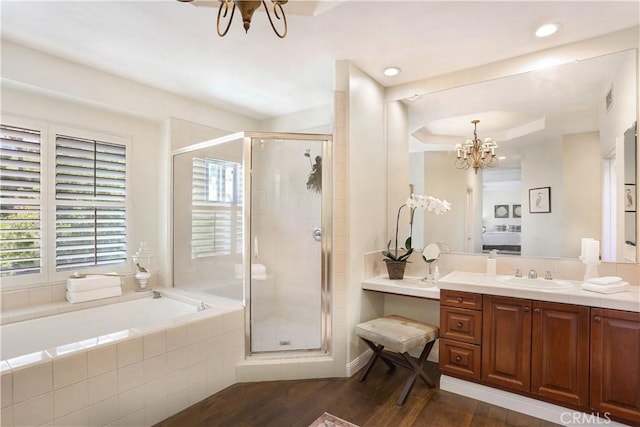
[497,276,575,290]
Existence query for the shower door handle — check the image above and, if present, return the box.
[313,227,322,242]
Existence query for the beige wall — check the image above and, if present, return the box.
[334,61,388,367]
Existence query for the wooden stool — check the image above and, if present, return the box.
[355,315,439,405]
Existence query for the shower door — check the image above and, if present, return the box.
[248,134,331,354]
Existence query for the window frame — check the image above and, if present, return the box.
[0,117,132,289]
[49,125,131,283]
[191,156,242,259]
[1,115,48,288]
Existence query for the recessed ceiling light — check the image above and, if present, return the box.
[383,67,401,77]
[535,23,559,38]
[498,156,507,161]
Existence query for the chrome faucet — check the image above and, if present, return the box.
[515,267,522,278]
[528,269,538,279]
[544,270,553,280]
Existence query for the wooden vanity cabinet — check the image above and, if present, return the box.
[531,301,590,408]
[439,289,639,425]
[481,295,532,392]
[590,308,640,424]
[439,290,482,380]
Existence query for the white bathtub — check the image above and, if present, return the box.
[1,294,204,361]
[1,289,245,427]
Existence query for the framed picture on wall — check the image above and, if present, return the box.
[529,187,551,213]
[625,184,636,212]
[494,204,509,218]
[512,204,522,218]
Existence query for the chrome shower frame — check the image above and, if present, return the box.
[242,132,333,357]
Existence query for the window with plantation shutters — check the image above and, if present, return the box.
[55,135,127,271]
[0,124,42,277]
[192,157,242,258]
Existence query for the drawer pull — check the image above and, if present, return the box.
[456,321,464,329]
[456,297,463,303]
[455,355,462,362]
[523,306,530,313]
[593,316,601,322]
[533,308,540,313]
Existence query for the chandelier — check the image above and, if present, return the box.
[179,0,288,38]
[455,120,498,174]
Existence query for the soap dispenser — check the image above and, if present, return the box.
[487,250,497,275]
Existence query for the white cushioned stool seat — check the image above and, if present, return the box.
[355,314,439,405]
[355,315,438,353]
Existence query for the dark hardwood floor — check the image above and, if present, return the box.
[155,362,559,427]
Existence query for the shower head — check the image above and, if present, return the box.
[304,149,311,158]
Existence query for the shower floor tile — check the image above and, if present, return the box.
[251,316,321,353]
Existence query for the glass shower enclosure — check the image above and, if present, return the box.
[171,132,332,355]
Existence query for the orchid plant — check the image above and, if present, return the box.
[382,194,451,262]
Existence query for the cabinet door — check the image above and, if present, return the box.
[482,295,532,392]
[591,308,640,424]
[531,301,589,408]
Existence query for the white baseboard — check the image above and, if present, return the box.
[346,348,372,377]
[440,375,631,427]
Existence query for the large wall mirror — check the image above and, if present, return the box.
[405,49,637,263]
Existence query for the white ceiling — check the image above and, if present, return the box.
[1,1,639,121]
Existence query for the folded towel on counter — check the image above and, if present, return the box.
[581,282,629,294]
[66,286,122,304]
[67,275,121,292]
[586,276,624,286]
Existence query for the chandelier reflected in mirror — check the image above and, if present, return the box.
[455,120,498,174]
[178,0,288,38]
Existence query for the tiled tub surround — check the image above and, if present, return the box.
[0,289,244,427]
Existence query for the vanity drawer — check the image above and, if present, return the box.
[440,306,482,344]
[439,339,482,380]
[440,290,483,310]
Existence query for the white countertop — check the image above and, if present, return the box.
[439,271,640,312]
[362,271,640,312]
[361,275,440,299]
